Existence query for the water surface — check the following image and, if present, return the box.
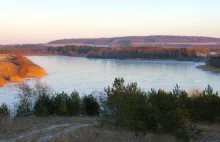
[1,56,220,106]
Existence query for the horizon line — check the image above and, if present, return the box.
[2,34,220,45]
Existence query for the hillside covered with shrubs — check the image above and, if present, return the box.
[1,79,220,141]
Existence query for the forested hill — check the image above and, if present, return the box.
[48,36,220,47]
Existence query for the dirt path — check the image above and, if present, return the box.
[9,124,71,142]
[37,124,95,142]
[2,123,95,142]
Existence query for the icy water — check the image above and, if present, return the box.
[1,56,220,106]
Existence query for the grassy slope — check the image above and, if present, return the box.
[1,116,219,142]
[0,116,96,141]
[49,126,178,142]
[0,54,46,87]
[49,124,220,142]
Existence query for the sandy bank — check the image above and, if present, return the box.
[0,54,46,87]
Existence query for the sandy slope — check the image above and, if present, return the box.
[0,54,46,87]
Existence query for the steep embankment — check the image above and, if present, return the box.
[0,54,46,87]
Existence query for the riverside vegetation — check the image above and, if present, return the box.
[1,78,220,141]
[0,54,46,87]
[197,55,220,73]
[1,45,212,61]
[3,45,220,74]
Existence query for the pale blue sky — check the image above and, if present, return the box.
[1,0,220,44]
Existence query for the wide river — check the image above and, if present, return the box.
[1,56,220,107]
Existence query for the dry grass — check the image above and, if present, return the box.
[47,124,220,142]
[1,116,220,142]
[196,65,220,73]
[0,116,97,140]
[49,126,179,142]
[195,124,220,141]
[26,65,46,78]
[0,55,20,86]
[0,54,46,87]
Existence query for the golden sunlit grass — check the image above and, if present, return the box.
[196,65,220,73]
[0,54,46,87]
[26,65,46,78]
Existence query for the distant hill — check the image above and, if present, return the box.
[48,36,220,48]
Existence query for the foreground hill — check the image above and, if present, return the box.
[0,54,46,87]
[48,35,220,48]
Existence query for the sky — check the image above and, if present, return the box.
[1,0,220,44]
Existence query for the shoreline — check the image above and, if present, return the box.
[24,54,204,62]
[34,55,204,63]
[196,65,220,73]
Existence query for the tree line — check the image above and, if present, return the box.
[1,45,215,61]
[1,78,220,141]
[206,55,220,68]
[87,47,199,60]
[47,46,206,61]
[11,81,100,117]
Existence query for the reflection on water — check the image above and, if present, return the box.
[1,56,220,106]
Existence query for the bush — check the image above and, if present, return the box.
[12,54,31,77]
[34,93,52,117]
[16,103,32,117]
[147,87,198,141]
[0,103,10,134]
[82,94,100,116]
[16,80,52,117]
[34,91,82,117]
[51,92,69,116]
[16,82,34,117]
[66,91,81,116]
[0,103,10,117]
[190,85,220,122]
[104,78,150,132]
